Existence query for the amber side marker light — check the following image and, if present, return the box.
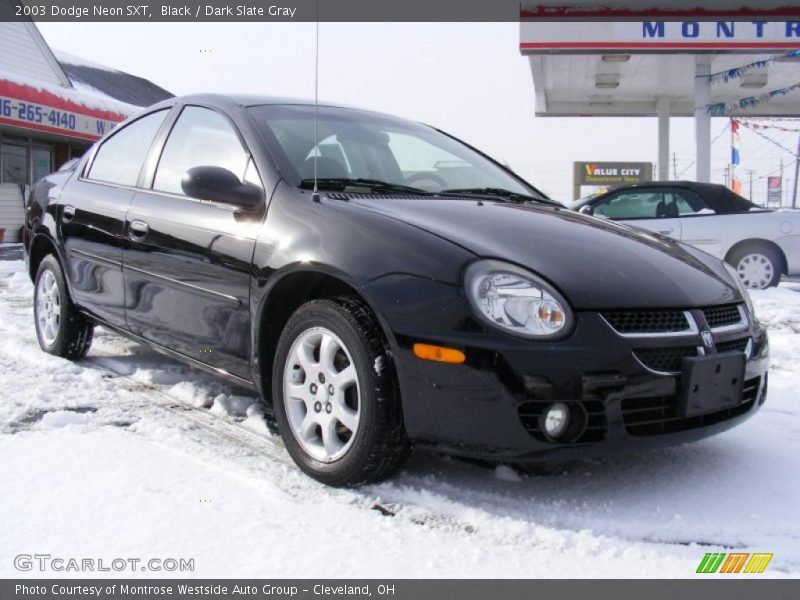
[413,343,466,364]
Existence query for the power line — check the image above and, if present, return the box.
[710,122,729,146]
[739,121,799,158]
[677,161,695,178]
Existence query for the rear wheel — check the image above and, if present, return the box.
[728,243,783,289]
[272,297,410,486]
[33,255,93,360]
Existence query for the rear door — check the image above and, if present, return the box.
[590,188,683,240]
[122,105,263,380]
[59,109,169,327]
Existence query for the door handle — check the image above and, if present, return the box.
[129,220,149,239]
[659,229,674,235]
[62,205,75,223]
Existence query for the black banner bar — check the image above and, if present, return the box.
[2,0,800,23]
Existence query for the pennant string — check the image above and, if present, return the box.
[707,49,800,84]
[706,82,800,115]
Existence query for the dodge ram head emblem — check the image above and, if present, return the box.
[701,330,714,349]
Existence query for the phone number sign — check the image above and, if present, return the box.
[0,80,127,142]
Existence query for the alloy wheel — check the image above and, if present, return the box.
[283,327,360,462]
[36,270,61,345]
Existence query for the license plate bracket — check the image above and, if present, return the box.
[679,353,746,418]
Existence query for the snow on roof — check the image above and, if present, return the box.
[55,49,173,109]
[53,49,116,72]
[0,67,139,118]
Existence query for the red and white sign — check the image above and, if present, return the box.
[767,176,783,207]
[0,79,126,141]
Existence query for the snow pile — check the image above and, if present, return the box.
[1,257,798,578]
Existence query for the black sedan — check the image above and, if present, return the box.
[24,95,769,486]
[571,181,800,289]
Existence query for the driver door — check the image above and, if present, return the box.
[589,189,683,240]
[122,105,263,380]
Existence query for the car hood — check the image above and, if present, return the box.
[343,197,740,309]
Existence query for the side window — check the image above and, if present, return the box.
[153,106,250,195]
[672,189,714,216]
[593,191,663,219]
[87,110,168,186]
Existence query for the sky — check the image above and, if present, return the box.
[36,22,795,204]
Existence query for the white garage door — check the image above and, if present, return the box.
[0,183,25,243]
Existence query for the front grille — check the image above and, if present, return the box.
[621,376,760,437]
[517,400,607,444]
[635,346,698,373]
[703,304,743,329]
[603,310,690,334]
[716,337,750,354]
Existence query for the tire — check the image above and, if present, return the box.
[727,243,783,289]
[272,297,410,486]
[33,255,94,360]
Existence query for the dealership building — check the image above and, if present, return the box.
[520,12,800,199]
[0,19,171,242]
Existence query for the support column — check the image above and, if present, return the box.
[657,97,670,181]
[694,57,712,183]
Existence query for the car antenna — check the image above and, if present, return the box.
[312,0,320,203]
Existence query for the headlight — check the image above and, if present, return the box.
[464,260,573,339]
[725,262,756,320]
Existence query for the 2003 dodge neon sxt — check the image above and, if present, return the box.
[23,95,769,486]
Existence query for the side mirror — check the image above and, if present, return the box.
[181,166,263,211]
[579,205,594,215]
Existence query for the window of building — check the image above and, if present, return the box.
[1,142,28,185]
[31,147,53,183]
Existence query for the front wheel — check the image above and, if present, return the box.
[34,255,94,360]
[272,297,410,486]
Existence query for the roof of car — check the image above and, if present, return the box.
[588,180,759,214]
[152,93,364,110]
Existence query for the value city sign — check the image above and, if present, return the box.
[573,161,653,199]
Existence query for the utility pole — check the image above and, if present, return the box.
[673,153,678,179]
[747,170,755,201]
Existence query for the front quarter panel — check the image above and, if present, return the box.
[249,182,476,385]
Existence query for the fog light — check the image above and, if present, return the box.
[544,402,570,439]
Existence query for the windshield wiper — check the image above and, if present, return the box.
[300,178,434,196]
[440,187,562,207]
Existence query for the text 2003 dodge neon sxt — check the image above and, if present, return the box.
[24,95,769,486]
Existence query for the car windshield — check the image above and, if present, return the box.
[247,104,548,201]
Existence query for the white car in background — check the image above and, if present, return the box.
[571,181,800,289]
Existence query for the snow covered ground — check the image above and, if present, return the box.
[1,251,798,578]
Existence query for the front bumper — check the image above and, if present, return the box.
[365,275,770,462]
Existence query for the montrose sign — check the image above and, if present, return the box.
[520,20,800,52]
